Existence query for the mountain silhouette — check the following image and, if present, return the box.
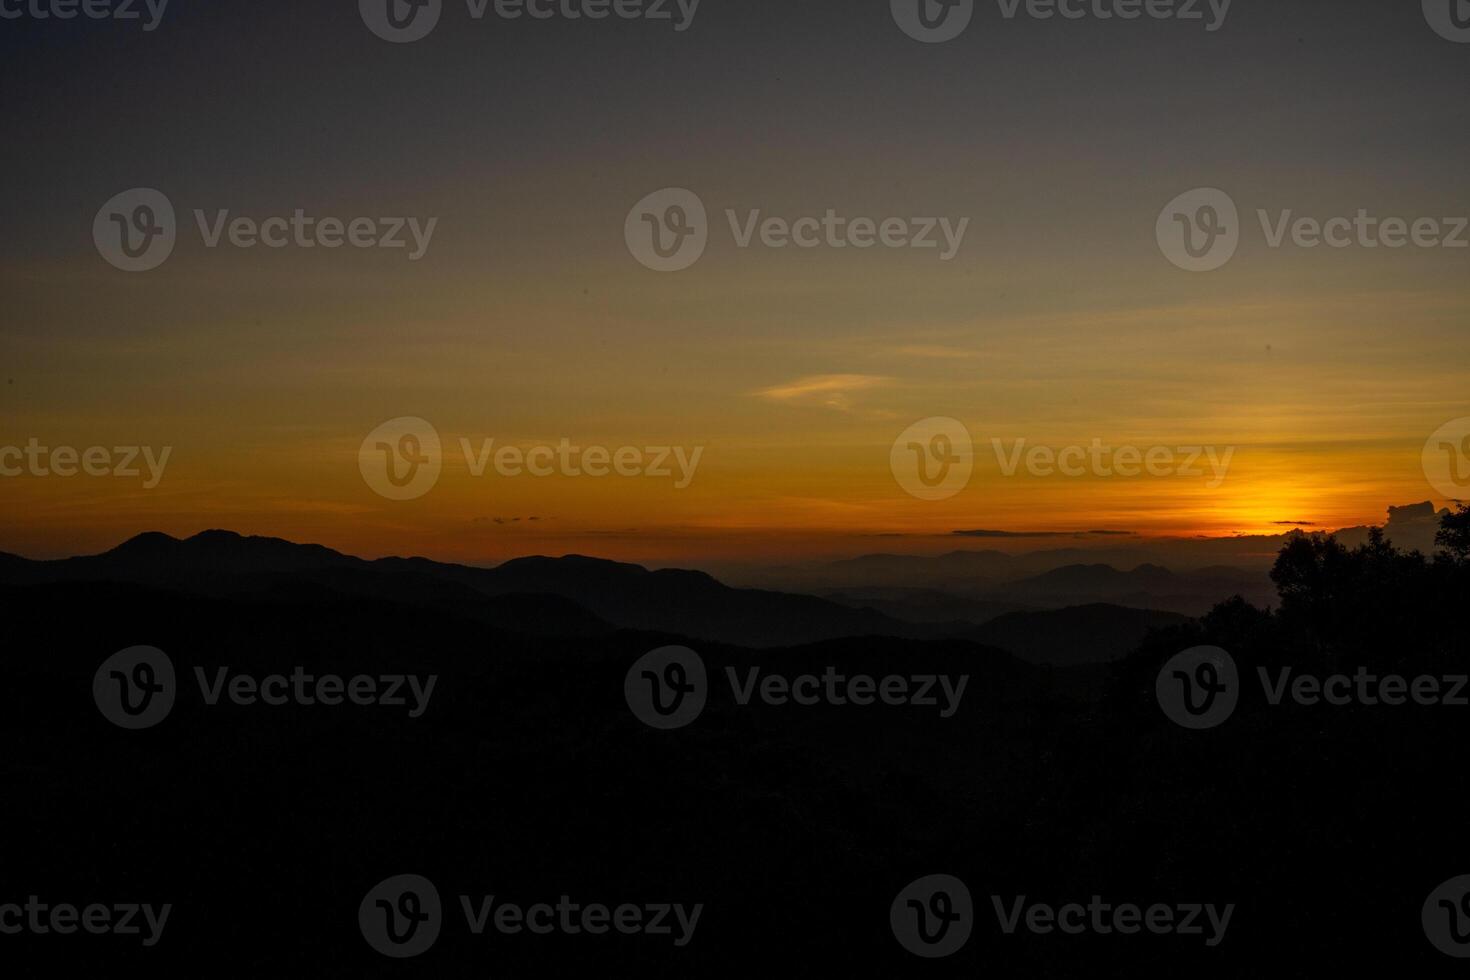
[741,546,1275,613]
[819,586,1032,625]
[962,603,1190,666]
[0,530,609,637]
[0,531,1214,660]
[7,504,1467,973]
[980,562,1272,615]
[0,531,939,648]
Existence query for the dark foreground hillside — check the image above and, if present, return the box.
[4,509,1470,976]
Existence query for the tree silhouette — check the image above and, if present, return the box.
[1436,502,1470,564]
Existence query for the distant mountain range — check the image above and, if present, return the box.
[820,587,1031,625]
[753,554,1273,617]
[0,530,1240,664]
[717,503,1450,613]
[0,531,924,649]
[983,562,1273,615]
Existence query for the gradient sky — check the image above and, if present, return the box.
[2,0,1467,564]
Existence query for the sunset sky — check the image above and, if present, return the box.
[2,0,1466,564]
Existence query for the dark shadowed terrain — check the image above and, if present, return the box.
[4,508,1470,975]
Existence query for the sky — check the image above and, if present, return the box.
[1,0,1467,564]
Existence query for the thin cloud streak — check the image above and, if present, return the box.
[751,374,894,411]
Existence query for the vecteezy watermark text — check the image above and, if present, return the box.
[194,210,437,260]
[890,875,1234,958]
[1158,187,1470,272]
[460,437,702,487]
[0,898,171,946]
[0,439,171,488]
[0,0,168,30]
[93,646,438,729]
[359,874,701,958]
[991,895,1234,946]
[94,188,438,271]
[360,0,700,43]
[891,0,1231,44]
[624,646,969,730]
[990,438,1233,486]
[625,188,969,272]
[1157,646,1470,730]
[359,417,704,500]
[889,417,1234,501]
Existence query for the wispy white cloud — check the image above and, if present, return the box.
[751,374,893,411]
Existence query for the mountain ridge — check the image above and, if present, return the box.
[0,529,1207,661]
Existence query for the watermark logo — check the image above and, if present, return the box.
[625,646,707,730]
[1259,667,1468,708]
[730,667,967,715]
[891,417,974,501]
[992,438,1233,487]
[727,210,968,260]
[1423,417,1470,499]
[361,0,443,42]
[0,0,169,30]
[1159,188,1469,271]
[626,188,708,272]
[93,646,176,730]
[891,421,1233,500]
[893,0,1229,42]
[1156,187,1239,272]
[193,210,437,258]
[891,0,974,43]
[994,896,1233,945]
[362,421,703,499]
[459,437,702,487]
[95,190,438,270]
[1257,209,1468,251]
[361,875,701,955]
[626,648,968,728]
[360,874,443,958]
[0,440,172,487]
[0,899,171,945]
[891,874,973,958]
[363,0,697,40]
[1424,0,1470,42]
[360,417,443,501]
[195,667,437,716]
[1425,876,1470,957]
[94,188,176,272]
[627,190,969,270]
[97,651,436,726]
[1156,646,1238,730]
[459,894,701,944]
[1162,649,1470,729]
